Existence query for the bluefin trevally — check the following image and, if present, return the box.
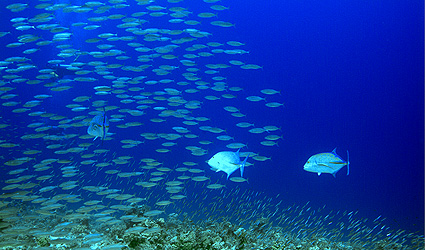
[207,149,250,179]
[87,108,109,141]
[303,148,349,177]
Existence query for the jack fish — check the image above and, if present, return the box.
[207,149,250,179]
[304,148,349,177]
[87,108,109,141]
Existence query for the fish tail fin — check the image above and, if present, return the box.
[346,150,350,175]
[240,153,250,177]
[102,107,106,141]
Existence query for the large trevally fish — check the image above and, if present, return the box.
[207,149,250,179]
[87,109,109,141]
[303,148,349,177]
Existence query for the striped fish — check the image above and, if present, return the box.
[303,148,350,177]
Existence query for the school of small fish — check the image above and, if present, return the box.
[0,0,422,249]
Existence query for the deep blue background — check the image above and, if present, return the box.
[226,0,424,233]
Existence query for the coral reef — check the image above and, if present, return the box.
[0,201,422,250]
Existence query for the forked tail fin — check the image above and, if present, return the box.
[240,153,250,177]
[346,150,350,175]
[102,107,106,141]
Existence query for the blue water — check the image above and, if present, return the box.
[235,0,424,232]
[0,0,423,241]
[233,0,424,233]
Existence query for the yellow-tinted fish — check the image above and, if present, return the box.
[304,148,350,177]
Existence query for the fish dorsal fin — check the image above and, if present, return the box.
[332,148,337,154]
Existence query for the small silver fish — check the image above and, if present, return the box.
[303,148,349,177]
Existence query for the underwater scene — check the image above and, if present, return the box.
[0,0,423,249]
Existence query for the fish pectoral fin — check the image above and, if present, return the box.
[318,163,333,169]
